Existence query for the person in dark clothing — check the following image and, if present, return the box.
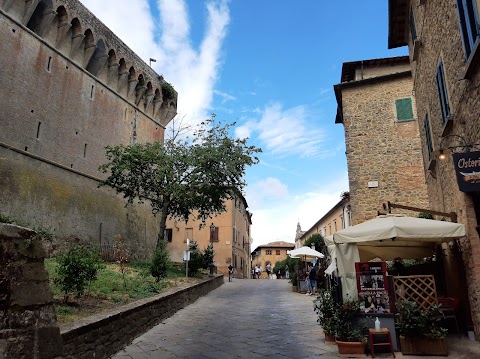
[228,264,233,282]
[308,263,319,296]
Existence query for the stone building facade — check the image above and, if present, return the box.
[0,0,177,259]
[296,197,351,249]
[389,0,480,336]
[334,56,430,225]
[165,194,252,278]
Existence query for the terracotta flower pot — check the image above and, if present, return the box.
[335,340,366,355]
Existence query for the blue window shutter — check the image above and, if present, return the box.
[436,60,450,124]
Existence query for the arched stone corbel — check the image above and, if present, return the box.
[117,69,129,94]
[36,8,57,38]
[107,63,119,86]
[83,43,97,68]
[144,91,154,112]
[135,84,147,106]
[153,98,163,118]
[70,33,85,62]
[23,0,41,26]
[56,22,71,55]
[127,78,138,98]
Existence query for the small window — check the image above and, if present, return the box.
[423,113,434,161]
[435,60,451,125]
[456,0,480,60]
[165,228,173,242]
[334,220,338,232]
[266,249,272,255]
[211,227,219,242]
[395,98,414,121]
[276,250,281,255]
[47,56,52,72]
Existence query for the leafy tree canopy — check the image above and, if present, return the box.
[99,115,262,249]
[304,233,327,255]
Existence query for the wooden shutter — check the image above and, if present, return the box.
[165,228,173,242]
[213,227,219,242]
[395,98,413,121]
[435,61,450,124]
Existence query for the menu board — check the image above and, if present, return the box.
[355,262,391,314]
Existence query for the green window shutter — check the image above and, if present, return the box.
[396,98,414,121]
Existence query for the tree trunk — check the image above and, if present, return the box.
[156,202,170,250]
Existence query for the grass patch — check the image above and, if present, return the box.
[44,259,205,324]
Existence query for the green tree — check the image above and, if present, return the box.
[149,240,172,282]
[202,243,215,269]
[99,116,261,249]
[304,233,327,255]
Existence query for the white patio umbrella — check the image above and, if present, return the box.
[287,246,325,261]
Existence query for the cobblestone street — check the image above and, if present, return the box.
[111,279,480,359]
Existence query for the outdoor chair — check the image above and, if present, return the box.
[437,297,460,335]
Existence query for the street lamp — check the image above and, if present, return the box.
[209,223,215,276]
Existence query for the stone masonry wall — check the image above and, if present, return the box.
[61,275,224,359]
[0,1,177,258]
[341,74,430,225]
[0,224,63,359]
[408,0,480,336]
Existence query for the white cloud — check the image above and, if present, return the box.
[81,0,230,126]
[247,173,349,247]
[244,102,328,158]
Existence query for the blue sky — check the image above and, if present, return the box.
[82,0,407,247]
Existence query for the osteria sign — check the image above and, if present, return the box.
[453,151,480,192]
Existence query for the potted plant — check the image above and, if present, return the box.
[313,290,337,343]
[334,299,368,356]
[289,271,298,292]
[395,300,448,356]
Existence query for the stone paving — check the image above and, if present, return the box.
[111,279,480,359]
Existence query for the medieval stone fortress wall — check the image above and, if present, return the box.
[0,0,177,259]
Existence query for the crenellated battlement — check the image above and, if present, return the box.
[0,0,177,125]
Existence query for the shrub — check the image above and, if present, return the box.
[395,300,448,338]
[313,290,338,336]
[187,241,204,276]
[150,240,172,282]
[202,244,214,269]
[54,245,104,302]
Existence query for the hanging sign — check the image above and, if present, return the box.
[453,151,480,192]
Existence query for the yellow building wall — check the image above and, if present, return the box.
[298,201,348,248]
[252,247,292,278]
[165,196,251,278]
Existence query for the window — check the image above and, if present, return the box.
[424,113,434,161]
[436,59,451,126]
[266,249,272,255]
[395,98,414,121]
[456,0,480,60]
[340,214,345,229]
[328,224,332,235]
[409,6,417,42]
[276,250,281,255]
[334,220,337,232]
[165,228,173,242]
[210,226,219,242]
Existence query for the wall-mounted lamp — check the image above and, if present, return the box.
[432,134,480,160]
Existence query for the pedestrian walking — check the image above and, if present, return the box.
[228,264,234,282]
[266,263,272,279]
[308,263,319,296]
[255,265,261,279]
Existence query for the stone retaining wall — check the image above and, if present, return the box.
[60,275,224,359]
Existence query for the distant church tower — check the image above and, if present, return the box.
[295,222,305,248]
